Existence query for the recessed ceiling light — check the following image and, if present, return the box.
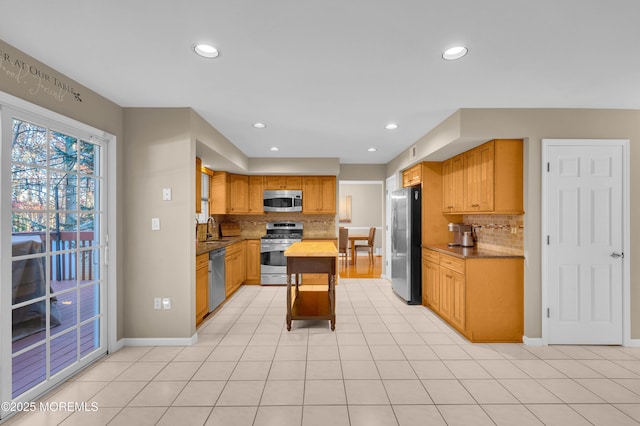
[442,46,468,60]
[368,147,377,152]
[270,147,279,152]
[253,122,266,129]
[385,123,399,130]
[203,164,212,168]
[193,43,219,58]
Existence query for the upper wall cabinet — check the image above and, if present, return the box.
[195,157,202,213]
[442,139,523,214]
[442,155,464,213]
[264,176,302,190]
[402,164,422,187]
[302,176,336,214]
[211,171,251,214]
[248,176,264,214]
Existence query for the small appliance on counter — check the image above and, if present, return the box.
[461,231,475,247]
[448,223,473,247]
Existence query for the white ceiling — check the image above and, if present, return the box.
[2,1,639,164]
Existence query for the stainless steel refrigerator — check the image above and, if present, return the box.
[391,187,422,304]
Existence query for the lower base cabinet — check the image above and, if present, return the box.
[225,242,245,297]
[196,253,209,326]
[245,239,261,284]
[422,248,523,342]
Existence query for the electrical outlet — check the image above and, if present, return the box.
[151,217,160,231]
[162,297,171,310]
[154,297,162,310]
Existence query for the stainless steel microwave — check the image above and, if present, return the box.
[263,190,302,212]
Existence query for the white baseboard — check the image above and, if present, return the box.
[122,334,198,347]
[624,339,640,347]
[110,338,125,353]
[522,336,545,346]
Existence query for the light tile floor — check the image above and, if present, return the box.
[6,278,640,426]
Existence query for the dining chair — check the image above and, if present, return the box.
[354,227,376,265]
[338,227,349,265]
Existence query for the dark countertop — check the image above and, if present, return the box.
[196,237,244,256]
[196,234,337,256]
[424,244,525,260]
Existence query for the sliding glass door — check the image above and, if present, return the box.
[1,104,108,413]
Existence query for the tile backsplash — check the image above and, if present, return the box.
[210,213,337,239]
[463,214,524,255]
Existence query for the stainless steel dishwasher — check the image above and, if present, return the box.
[209,248,226,312]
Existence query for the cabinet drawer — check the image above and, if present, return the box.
[225,242,242,256]
[423,249,439,264]
[439,254,465,275]
[196,254,209,270]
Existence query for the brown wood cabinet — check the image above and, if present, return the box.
[402,164,422,187]
[225,241,245,297]
[442,139,523,214]
[422,248,523,342]
[439,258,465,331]
[463,141,495,212]
[264,176,302,190]
[422,248,440,310]
[442,154,464,213]
[245,239,261,284]
[248,176,264,214]
[228,174,249,213]
[421,162,460,245]
[195,157,202,213]
[195,253,209,326]
[302,176,336,214]
[210,172,251,214]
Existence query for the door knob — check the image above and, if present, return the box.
[610,252,624,259]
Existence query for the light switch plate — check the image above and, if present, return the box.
[162,297,171,310]
[154,297,162,310]
[151,218,160,231]
[162,188,172,201]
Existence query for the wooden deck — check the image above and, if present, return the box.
[12,279,100,399]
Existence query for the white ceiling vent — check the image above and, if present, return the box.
[410,145,417,159]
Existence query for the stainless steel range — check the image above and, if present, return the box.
[260,221,303,285]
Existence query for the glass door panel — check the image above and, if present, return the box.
[7,114,106,402]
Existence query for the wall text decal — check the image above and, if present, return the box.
[0,49,82,103]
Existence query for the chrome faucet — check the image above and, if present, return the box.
[206,216,215,240]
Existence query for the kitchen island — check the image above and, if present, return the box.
[284,241,338,331]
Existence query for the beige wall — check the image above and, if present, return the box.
[0,39,126,340]
[123,108,196,338]
[339,182,383,253]
[387,108,640,339]
[339,164,387,181]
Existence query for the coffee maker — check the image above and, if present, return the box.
[448,223,473,247]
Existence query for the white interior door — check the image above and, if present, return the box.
[544,141,624,344]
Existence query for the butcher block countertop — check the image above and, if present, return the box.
[285,241,338,257]
[424,244,524,260]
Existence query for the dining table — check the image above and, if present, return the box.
[348,234,369,264]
